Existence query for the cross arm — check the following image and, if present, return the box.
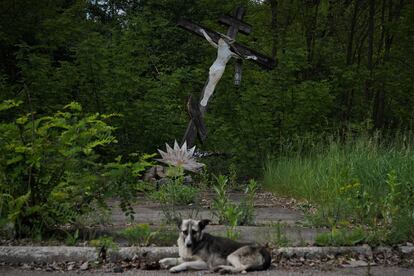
[177,19,221,45]
[218,15,252,35]
[230,43,275,69]
[177,18,275,69]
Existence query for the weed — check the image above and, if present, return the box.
[225,226,240,240]
[152,226,178,246]
[211,175,258,226]
[211,175,230,224]
[150,166,200,223]
[90,236,118,261]
[193,167,211,191]
[119,223,155,246]
[64,229,79,246]
[228,163,238,190]
[224,206,241,240]
[268,221,290,247]
[315,227,366,246]
[238,179,258,225]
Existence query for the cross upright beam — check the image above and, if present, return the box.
[219,6,251,86]
[220,7,252,38]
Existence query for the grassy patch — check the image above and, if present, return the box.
[315,227,366,246]
[118,224,177,246]
[263,133,414,244]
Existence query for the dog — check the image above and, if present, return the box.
[159,219,271,274]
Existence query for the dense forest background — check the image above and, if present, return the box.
[1,0,413,176]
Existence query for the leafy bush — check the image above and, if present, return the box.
[0,100,151,238]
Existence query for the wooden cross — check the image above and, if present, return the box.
[220,7,252,86]
[178,7,275,148]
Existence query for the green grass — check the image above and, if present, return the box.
[119,224,177,246]
[315,227,366,246]
[263,133,414,244]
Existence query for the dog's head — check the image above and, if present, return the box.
[177,219,210,248]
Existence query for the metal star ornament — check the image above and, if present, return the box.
[156,141,205,173]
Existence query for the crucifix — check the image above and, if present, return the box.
[178,7,275,148]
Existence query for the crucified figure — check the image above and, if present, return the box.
[199,28,257,107]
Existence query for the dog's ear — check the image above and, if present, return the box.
[199,219,211,230]
[174,218,182,229]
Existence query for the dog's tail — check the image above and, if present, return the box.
[246,247,272,271]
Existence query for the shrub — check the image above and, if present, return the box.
[0,100,151,238]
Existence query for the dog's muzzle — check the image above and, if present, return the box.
[184,235,192,247]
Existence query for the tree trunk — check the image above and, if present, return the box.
[269,0,278,62]
[373,0,405,129]
[341,0,361,128]
[304,0,320,65]
[365,0,375,108]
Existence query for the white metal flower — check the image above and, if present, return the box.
[156,140,205,172]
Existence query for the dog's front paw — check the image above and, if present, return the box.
[169,265,183,273]
[159,258,176,269]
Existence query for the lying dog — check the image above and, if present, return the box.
[159,219,271,274]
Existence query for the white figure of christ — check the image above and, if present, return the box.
[199,29,257,107]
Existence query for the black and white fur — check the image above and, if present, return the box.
[159,219,271,274]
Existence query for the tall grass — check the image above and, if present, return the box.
[263,133,414,242]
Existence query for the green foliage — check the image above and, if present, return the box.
[1,0,413,179]
[65,229,80,246]
[315,227,367,247]
[0,101,151,237]
[264,133,414,243]
[150,168,198,206]
[150,166,199,223]
[211,175,231,224]
[239,179,258,225]
[225,224,241,241]
[151,182,197,206]
[211,175,258,226]
[1,0,414,242]
[119,223,155,246]
[119,223,178,246]
[90,235,119,252]
[152,227,178,246]
[103,153,155,220]
[268,222,290,247]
